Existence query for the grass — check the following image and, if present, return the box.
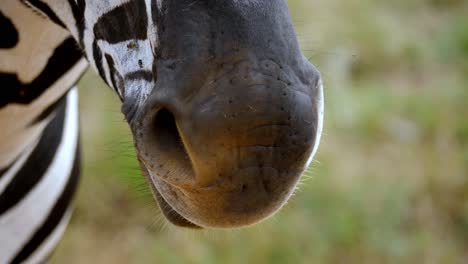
[51,0,468,263]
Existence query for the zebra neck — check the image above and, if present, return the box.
[0,88,81,263]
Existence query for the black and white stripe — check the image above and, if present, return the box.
[0,0,86,262]
[1,0,160,262]
[0,89,80,263]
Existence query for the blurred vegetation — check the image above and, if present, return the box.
[51,0,468,263]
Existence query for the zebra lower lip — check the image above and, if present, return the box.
[146,170,200,228]
[145,168,206,228]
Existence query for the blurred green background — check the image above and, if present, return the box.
[51,0,468,263]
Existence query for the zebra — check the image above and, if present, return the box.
[0,0,324,263]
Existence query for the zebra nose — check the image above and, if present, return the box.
[137,82,319,227]
[134,67,322,227]
[137,75,319,189]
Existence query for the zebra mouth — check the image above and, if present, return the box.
[135,96,319,228]
[139,154,201,228]
[148,176,200,228]
[137,108,203,228]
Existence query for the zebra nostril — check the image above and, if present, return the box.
[143,108,195,185]
[152,108,183,153]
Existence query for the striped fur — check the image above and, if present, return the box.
[0,89,80,263]
[1,0,157,261]
[1,0,85,262]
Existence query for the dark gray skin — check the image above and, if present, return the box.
[99,0,324,228]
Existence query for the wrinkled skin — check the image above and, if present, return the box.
[114,0,323,228]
